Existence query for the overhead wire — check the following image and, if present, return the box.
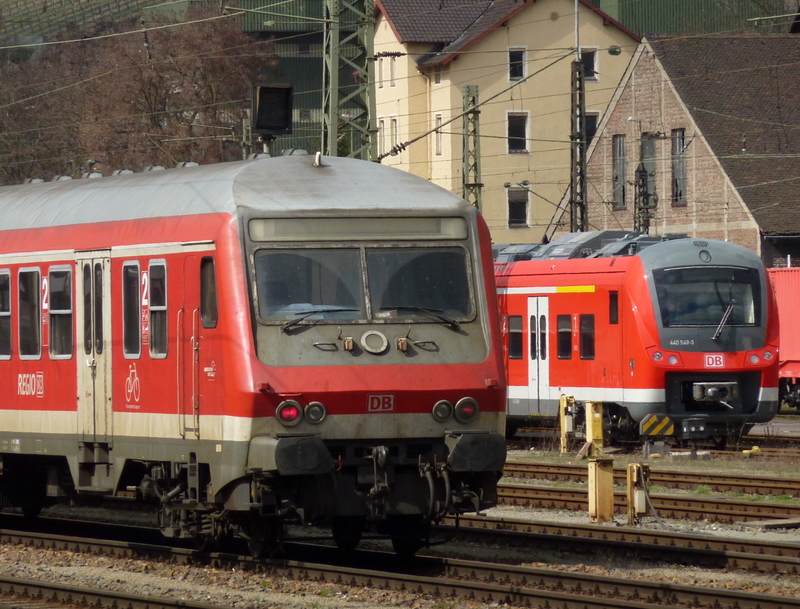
[3,0,799,207]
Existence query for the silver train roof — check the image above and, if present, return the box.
[0,153,470,231]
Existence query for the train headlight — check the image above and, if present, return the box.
[432,400,453,422]
[304,401,327,424]
[764,350,773,360]
[749,354,760,364]
[276,400,303,426]
[652,351,663,361]
[668,355,679,365]
[454,397,479,423]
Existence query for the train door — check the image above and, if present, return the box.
[178,255,200,438]
[76,253,112,443]
[527,296,550,415]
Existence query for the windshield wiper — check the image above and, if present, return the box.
[380,306,460,330]
[712,298,735,341]
[280,308,360,333]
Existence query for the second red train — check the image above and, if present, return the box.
[495,232,780,446]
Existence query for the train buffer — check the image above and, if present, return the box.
[639,413,675,438]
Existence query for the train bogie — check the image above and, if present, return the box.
[496,234,779,446]
[0,153,506,556]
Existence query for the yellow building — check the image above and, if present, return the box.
[375,0,639,244]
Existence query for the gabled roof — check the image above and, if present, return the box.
[376,0,638,67]
[375,0,498,45]
[649,34,800,236]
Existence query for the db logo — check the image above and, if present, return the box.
[368,395,395,412]
[704,353,725,368]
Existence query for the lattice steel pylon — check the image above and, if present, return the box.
[569,60,588,232]
[322,0,376,160]
[462,85,483,210]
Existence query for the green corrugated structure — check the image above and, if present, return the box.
[588,0,793,35]
[0,0,153,39]
[238,0,323,33]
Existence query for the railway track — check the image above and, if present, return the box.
[444,514,800,574]
[504,460,800,496]
[498,482,800,522]
[0,521,799,609]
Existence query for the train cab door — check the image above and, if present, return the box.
[76,253,113,445]
[527,296,550,415]
[178,255,201,438]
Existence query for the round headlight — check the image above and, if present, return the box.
[764,350,773,360]
[305,401,327,424]
[276,400,303,426]
[432,400,453,422]
[668,355,679,365]
[749,354,760,364]
[454,397,479,424]
[652,351,663,361]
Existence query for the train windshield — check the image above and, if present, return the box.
[254,246,472,323]
[653,266,761,328]
[367,248,471,319]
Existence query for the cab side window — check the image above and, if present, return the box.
[201,257,218,329]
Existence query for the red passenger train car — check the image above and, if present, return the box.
[495,234,779,445]
[0,152,506,556]
[767,268,800,410]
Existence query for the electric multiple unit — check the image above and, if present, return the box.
[496,235,779,446]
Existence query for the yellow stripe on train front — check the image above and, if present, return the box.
[555,286,595,293]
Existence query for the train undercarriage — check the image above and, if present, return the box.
[0,432,505,558]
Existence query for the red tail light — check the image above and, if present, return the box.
[277,400,303,426]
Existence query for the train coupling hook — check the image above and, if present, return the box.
[367,446,390,500]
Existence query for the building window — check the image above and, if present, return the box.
[378,118,385,156]
[433,65,441,84]
[585,112,599,145]
[389,56,396,87]
[149,261,167,358]
[612,134,626,209]
[508,315,522,359]
[391,116,398,148]
[640,134,657,201]
[507,113,528,153]
[509,48,525,80]
[49,267,73,358]
[508,188,529,227]
[672,128,687,206]
[201,257,218,329]
[122,262,140,357]
[580,48,597,80]
[0,271,10,359]
[580,314,595,359]
[378,57,384,88]
[19,269,41,358]
[557,315,572,359]
[434,114,443,156]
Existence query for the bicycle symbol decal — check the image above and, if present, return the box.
[125,363,141,403]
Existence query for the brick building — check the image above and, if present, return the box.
[548,34,800,267]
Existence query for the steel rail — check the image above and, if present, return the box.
[504,460,800,496]
[498,483,800,522]
[441,514,800,574]
[2,522,800,608]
